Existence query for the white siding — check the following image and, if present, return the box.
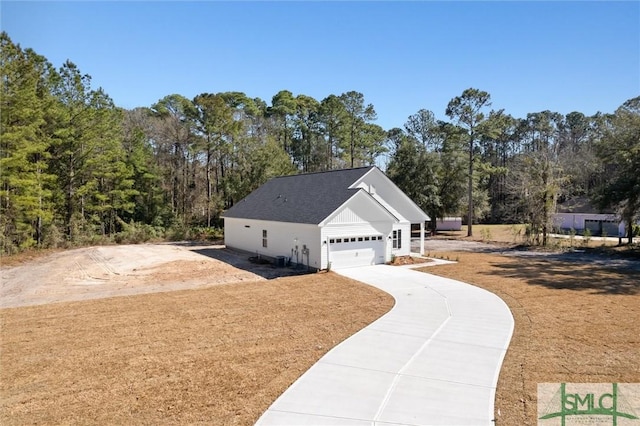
[224,218,322,269]
[353,168,430,223]
[391,223,412,257]
[354,169,428,257]
[319,191,396,269]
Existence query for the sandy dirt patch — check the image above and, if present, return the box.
[0,244,295,308]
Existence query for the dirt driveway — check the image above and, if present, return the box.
[0,243,304,308]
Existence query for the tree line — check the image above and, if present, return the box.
[386,89,640,245]
[2,32,638,253]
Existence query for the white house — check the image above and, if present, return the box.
[552,212,624,237]
[552,197,627,236]
[222,166,430,270]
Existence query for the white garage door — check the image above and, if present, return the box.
[329,235,385,269]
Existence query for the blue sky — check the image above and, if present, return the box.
[2,1,639,130]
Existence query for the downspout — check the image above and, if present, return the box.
[325,239,330,270]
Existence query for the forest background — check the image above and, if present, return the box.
[1,32,639,254]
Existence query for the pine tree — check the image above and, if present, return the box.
[0,33,57,252]
[49,61,134,240]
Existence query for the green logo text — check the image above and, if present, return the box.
[539,383,639,426]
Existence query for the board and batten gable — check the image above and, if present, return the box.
[319,189,398,269]
[224,217,322,269]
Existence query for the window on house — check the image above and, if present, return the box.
[358,237,363,242]
[350,237,356,242]
[330,239,335,244]
[364,236,370,241]
[393,229,402,249]
[262,230,268,248]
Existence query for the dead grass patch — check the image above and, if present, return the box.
[417,251,640,425]
[389,255,433,266]
[0,247,63,268]
[1,274,393,425]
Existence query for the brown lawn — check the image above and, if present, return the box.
[2,243,639,425]
[418,251,640,426]
[0,273,393,425]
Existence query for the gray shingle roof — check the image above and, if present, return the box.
[223,167,374,224]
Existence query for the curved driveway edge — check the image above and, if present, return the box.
[256,265,514,426]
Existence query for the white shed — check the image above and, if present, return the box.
[222,167,430,270]
[552,213,624,236]
[435,217,463,231]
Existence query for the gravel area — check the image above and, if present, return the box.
[419,238,640,271]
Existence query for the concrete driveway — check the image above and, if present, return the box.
[256,265,514,426]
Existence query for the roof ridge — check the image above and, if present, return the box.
[272,166,375,180]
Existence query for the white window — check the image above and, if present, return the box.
[393,229,402,249]
[262,230,268,248]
